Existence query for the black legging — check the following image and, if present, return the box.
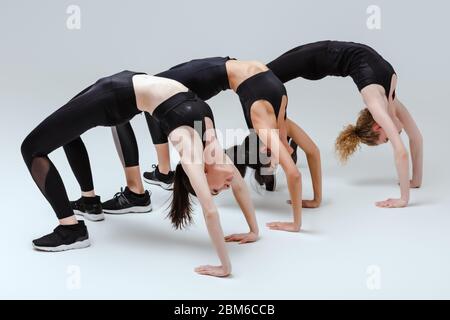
[112,122,139,168]
[21,71,142,219]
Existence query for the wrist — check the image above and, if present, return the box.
[223,263,232,274]
[292,221,302,230]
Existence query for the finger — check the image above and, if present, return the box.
[241,238,256,244]
[239,238,251,244]
[197,267,225,277]
[196,267,216,275]
[195,265,211,272]
[225,234,242,241]
[196,269,214,276]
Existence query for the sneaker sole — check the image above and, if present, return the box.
[143,177,173,190]
[74,210,105,222]
[32,239,91,252]
[103,204,153,215]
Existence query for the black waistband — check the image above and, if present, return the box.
[236,70,277,95]
[152,91,196,119]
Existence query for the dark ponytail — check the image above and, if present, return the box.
[168,163,196,229]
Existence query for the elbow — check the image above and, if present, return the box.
[201,200,219,221]
[396,149,409,162]
[416,132,424,146]
[231,181,243,194]
[288,169,302,183]
[307,145,321,160]
[203,209,219,221]
[409,132,423,148]
[416,130,423,141]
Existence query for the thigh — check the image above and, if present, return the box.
[26,94,108,156]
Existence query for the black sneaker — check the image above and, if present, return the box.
[289,137,298,165]
[254,168,277,192]
[71,195,104,222]
[32,221,90,252]
[102,187,152,214]
[143,165,175,190]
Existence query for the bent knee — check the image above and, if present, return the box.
[21,134,44,165]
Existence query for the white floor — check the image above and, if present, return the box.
[1,76,449,299]
[2,139,449,299]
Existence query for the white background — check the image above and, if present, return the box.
[0,0,449,299]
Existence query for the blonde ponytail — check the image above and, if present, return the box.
[335,108,380,163]
[335,125,361,163]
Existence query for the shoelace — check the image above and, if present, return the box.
[113,188,131,206]
[150,164,158,177]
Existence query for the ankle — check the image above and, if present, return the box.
[59,216,78,226]
[81,190,96,198]
[128,185,145,195]
[157,165,171,175]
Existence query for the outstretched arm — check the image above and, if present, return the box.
[363,91,410,208]
[171,127,231,277]
[393,98,423,188]
[225,165,260,244]
[256,125,302,231]
[287,118,322,208]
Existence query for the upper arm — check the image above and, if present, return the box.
[256,125,299,176]
[230,164,246,192]
[367,99,407,155]
[393,99,423,143]
[169,126,217,214]
[182,161,217,214]
[251,102,299,176]
[286,118,319,156]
